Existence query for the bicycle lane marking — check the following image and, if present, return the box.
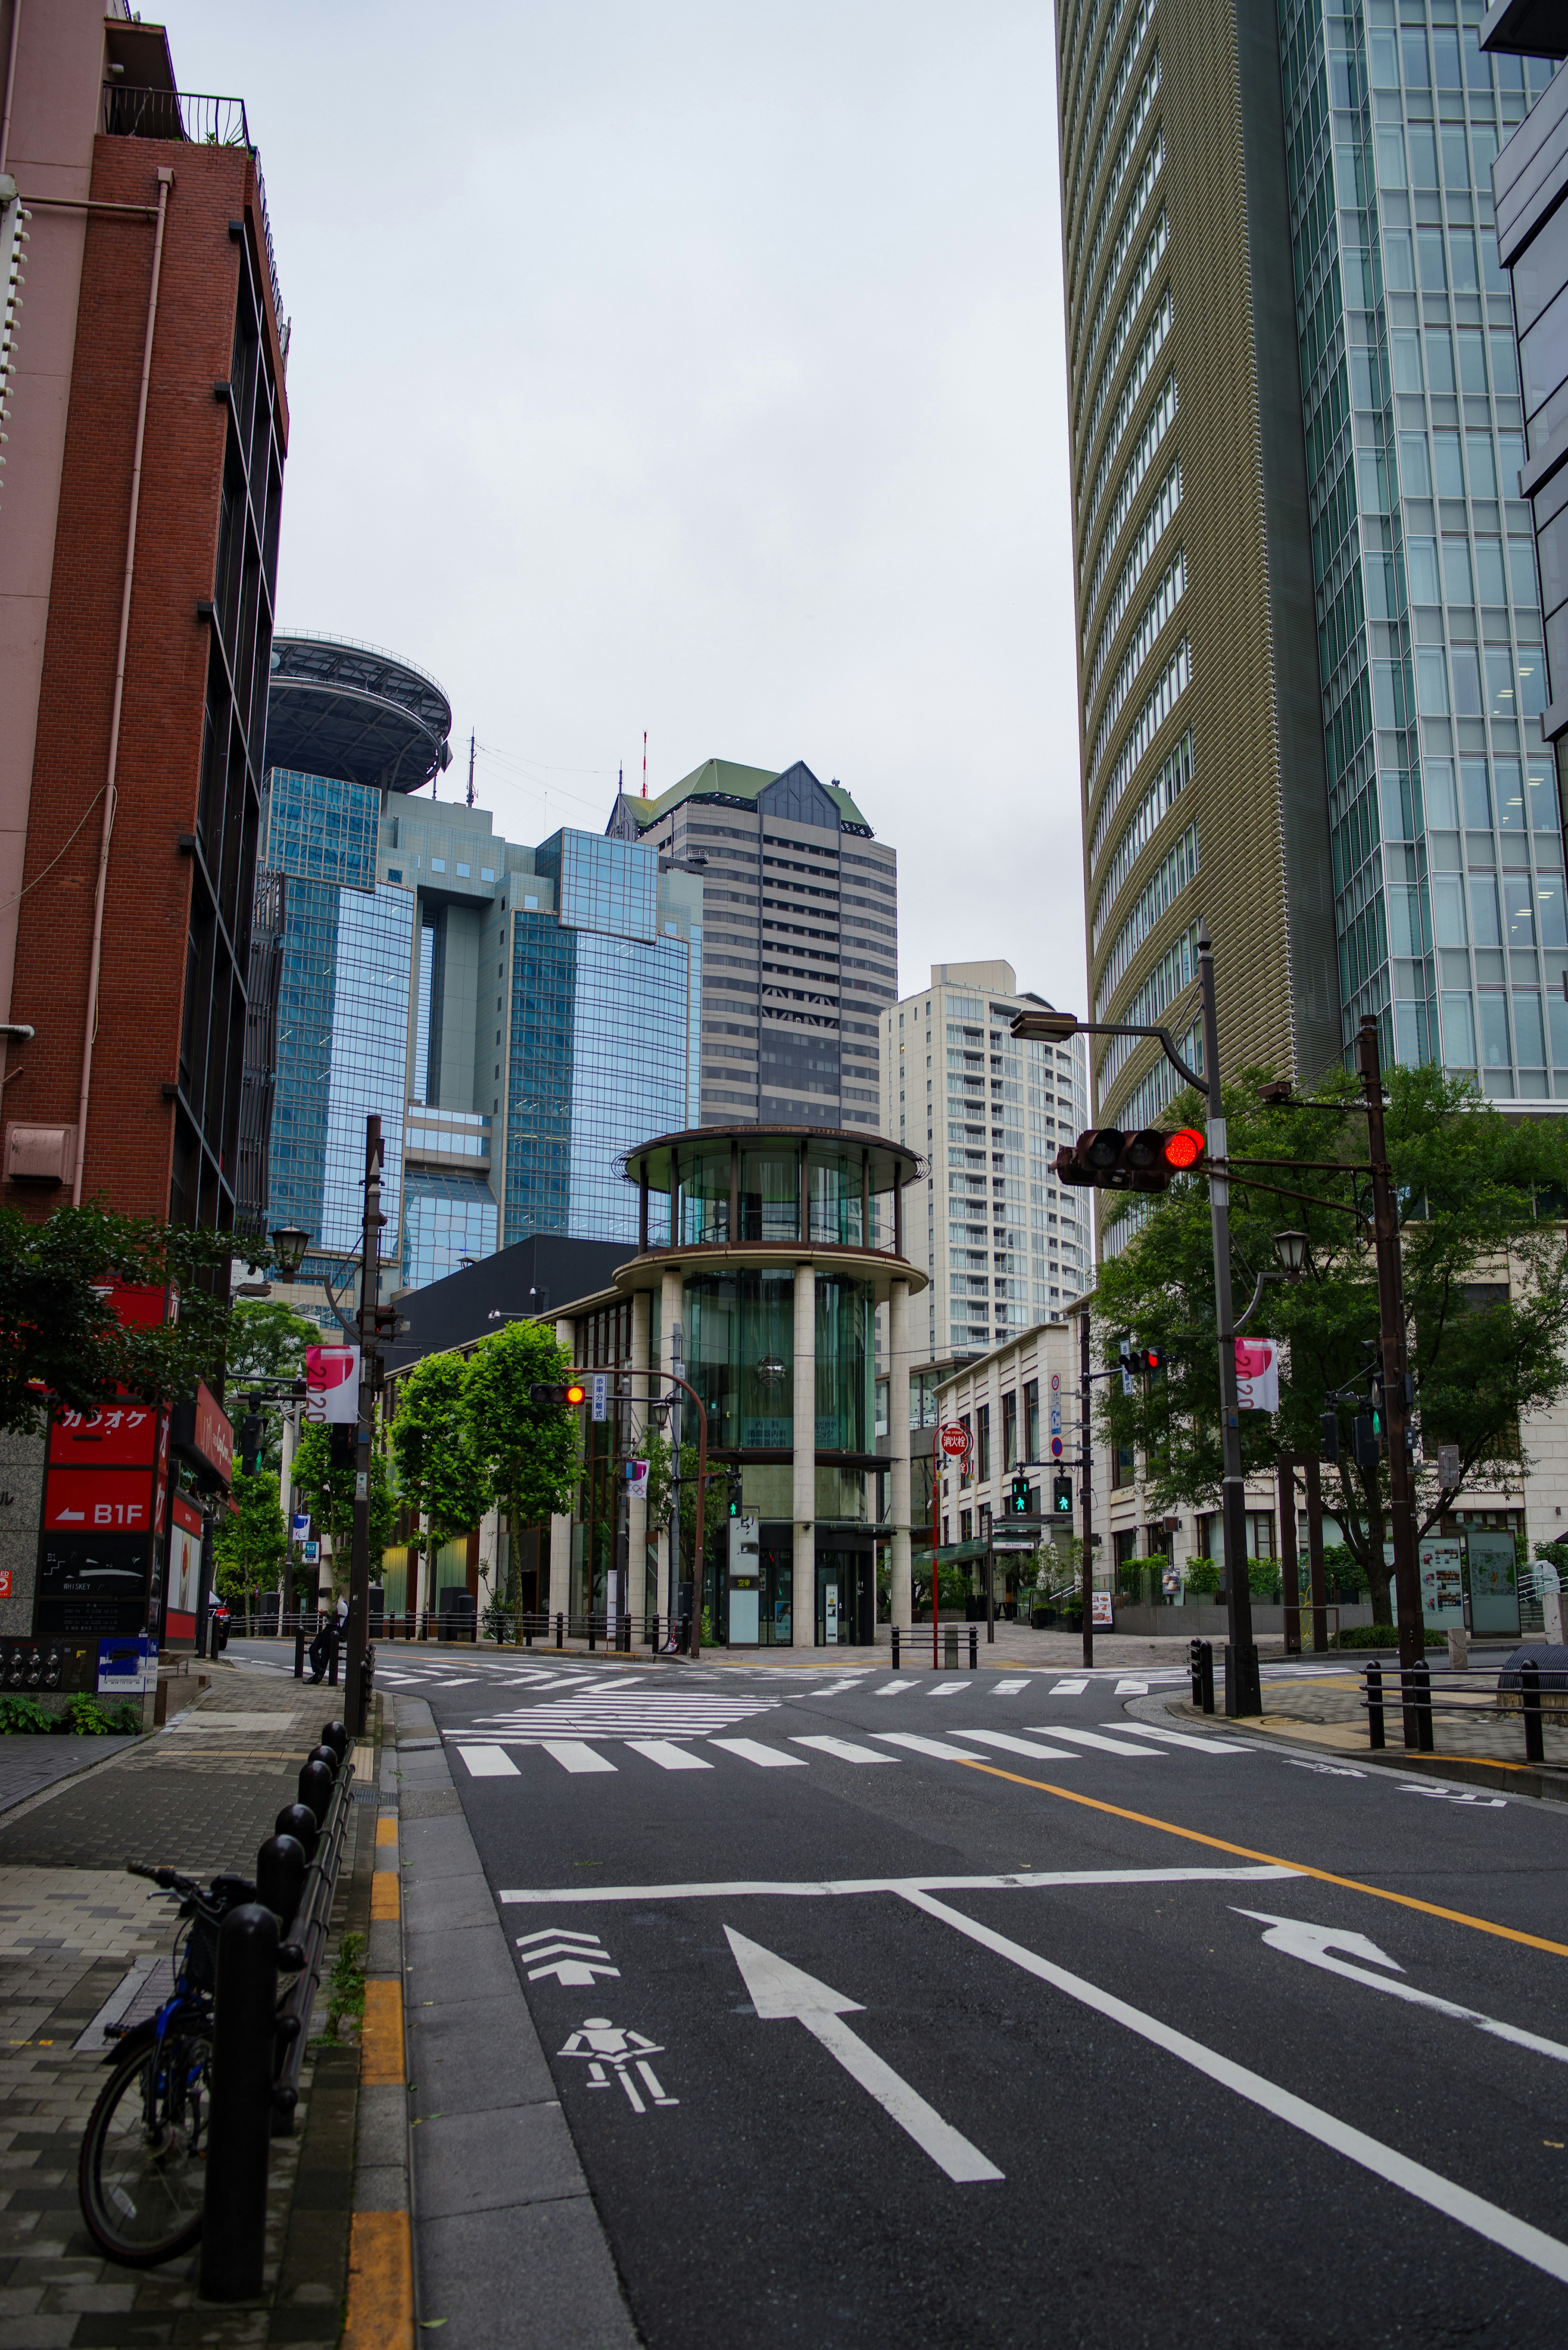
[898,1885,1568,2287]
[951,1759,1568,1958]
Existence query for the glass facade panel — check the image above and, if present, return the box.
[683,1271,795,1449]
[402,1171,498,1288]
[740,1147,800,1242]
[814,1275,873,1451]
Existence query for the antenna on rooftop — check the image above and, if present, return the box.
[642,730,648,799]
[467,730,476,808]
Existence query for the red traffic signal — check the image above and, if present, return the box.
[530,1380,588,1409]
[1054,1127,1206,1193]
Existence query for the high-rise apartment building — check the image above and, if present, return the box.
[880,962,1092,1359]
[1056,0,1563,1146]
[610,758,896,1131]
[262,636,701,1319]
[0,3,287,1232]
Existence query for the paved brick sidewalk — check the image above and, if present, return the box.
[0,1667,373,2348]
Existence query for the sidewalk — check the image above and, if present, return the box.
[0,1663,381,2347]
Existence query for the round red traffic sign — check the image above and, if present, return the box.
[940,1424,969,1457]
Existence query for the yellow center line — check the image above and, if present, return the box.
[956,1759,1568,1958]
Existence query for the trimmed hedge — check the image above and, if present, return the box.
[1332,1623,1447,1650]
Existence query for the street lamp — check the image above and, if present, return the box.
[271,1224,310,1280]
[1272,1229,1310,1278]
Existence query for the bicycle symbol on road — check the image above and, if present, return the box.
[557,2016,680,2113]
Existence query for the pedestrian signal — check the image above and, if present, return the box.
[1054,1128,1205,1192]
[1319,1409,1340,1465]
[530,1381,587,1409]
[1008,1475,1031,1516]
[1052,1476,1074,1516]
[727,1471,744,1517]
[239,1413,263,1475]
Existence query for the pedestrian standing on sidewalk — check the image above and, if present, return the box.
[308,1594,348,1683]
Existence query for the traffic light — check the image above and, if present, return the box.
[239,1413,263,1475]
[1008,1474,1031,1516]
[1353,1412,1381,1469]
[1320,1409,1340,1464]
[529,1381,587,1409]
[1120,1339,1166,1377]
[1052,1475,1074,1516]
[727,1470,745,1518]
[1054,1127,1205,1193]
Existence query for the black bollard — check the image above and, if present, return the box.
[327,1635,339,1688]
[1523,1658,1545,1764]
[256,1833,309,1930]
[293,1626,305,1681]
[274,1801,319,1862]
[199,1902,279,2301]
[555,1612,564,1650]
[1190,1639,1214,1715]
[1411,1660,1434,1753]
[891,1623,900,1670]
[320,1719,348,1760]
[357,1647,374,1735]
[297,1757,334,1824]
[306,1743,340,1782]
[1366,1663,1385,1750]
[969,1624,978,1671]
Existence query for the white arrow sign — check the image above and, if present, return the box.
[723,1927,1002,2183]
[1236,1910,1568,2064]
[516,1927,621,1986]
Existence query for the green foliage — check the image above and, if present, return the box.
[390,1353,487,1566]
[1183,1556,1221,1594]
[462,1322,582,1601]
[320,1931,366,2044]
[292,1425,398,1593]
[1537,1539,1568,1584]
[1320,1543,1370,1598]
[0,1206,249,1437]
[1333,1622,1446,1649]
[67,1694,141,1734]
[1097,1061,1568,1625]
[226,1298,319,1386]
[0,1694,55,1734]
[214,1464,288,1610]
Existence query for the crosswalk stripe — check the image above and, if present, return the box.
[457,1746,520,1777]
[950,1730,1083,1763]
[927,1681,970,1697]
[993,1679,1031,1694]
[709,1738,808,1768]
[1040,1727,1169,1757]
[1111,1723,1250,1755]
[1049,1679,1088,1695]
[541,1741,618,1774]
[874,1679,920,1695]
[873,1731,982,1761]
[1114,1679,1149,1694]
[790,1735,898,1765]
[626,1740,712,1771]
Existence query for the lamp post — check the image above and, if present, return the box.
[270,1224,310,1281]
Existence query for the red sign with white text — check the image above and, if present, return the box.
[44,1467,154,1534]
[49,1403,158,1467]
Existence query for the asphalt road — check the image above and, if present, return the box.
[240,1642,1568,2345]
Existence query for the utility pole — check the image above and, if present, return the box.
[344,1116,383,1734]
[1304,1454,1330,1652]
[1078,1306,1094,1669]
[466,729,476,808]
[1196,923,1261,1717]
[1358,1014,1423,1706]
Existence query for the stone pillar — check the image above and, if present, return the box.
[793,1262,816,1646]
[659,1264,684,1623]
[547,1314,575,1620]
[889,1278,912,1630]
[628,1290,651,1627]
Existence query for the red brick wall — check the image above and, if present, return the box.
[5,135,267,1222]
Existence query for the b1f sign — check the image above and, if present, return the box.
[1235,1339,1281,1414]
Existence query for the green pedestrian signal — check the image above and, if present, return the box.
[1052,1476,1074,1516]
[1008,1475,1031,1516]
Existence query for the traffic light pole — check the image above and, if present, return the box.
[1357,1015,1424,1713]
[1197,926,1262,1717]
[1079,1307,1094,1669]
[598,1368,708,1660]
[344,1116,382,1738]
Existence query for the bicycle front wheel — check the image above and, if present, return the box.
[78,2023,212,2265]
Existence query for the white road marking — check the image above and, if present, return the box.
[800,1680,869,1699]
[515,1929,620,1985]
[904,1888,1568,2287]
[1399,1784,1507,1808]
[723,1928,1003,2184]
[1049,1679,1088,1696]
[626,1740,713,1772]
[993,1679,1031,1694]
[709,1738,809,1769]
[1108,1723,1250,1756]
[927,1681,971,1697]
[499,1866,1302,1904]
[458,1746,520,1777]
[1114,1679,1149,1694]
[541,1741,618,1774]
[951,1730,1084,1763]
[1036,1727,1168,1757]
[791,1735,899,1764]
[874,1680,920,1696]
[1235,1909,1568,2064]
[873,1732,984,1761]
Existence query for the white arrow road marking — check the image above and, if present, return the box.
[515,1929,621,1985]
[458,1746,520,1777]
[790,1736,898,1764]
[1036,1727,1169,1757]
[951,1730,1084,1763]
[723,1928,1003,2184]
[499,1866,1302,1905]
[900,1889,1568,2288]
[708,1739,808,1768]
[1236,1910,1568,2063]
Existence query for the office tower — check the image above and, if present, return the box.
[880,962,1092,1359]
[609,757,897,1130]
[0,3,287,1229]
[263,636,702,1320]
[1056,0,1562,1139]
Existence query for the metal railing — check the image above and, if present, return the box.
[1360,1660,1566,1763]
[102,87,285,340]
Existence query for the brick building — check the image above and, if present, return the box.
[0,2,288,1235]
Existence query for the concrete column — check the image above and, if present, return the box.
[548,1313,575,1619]
[889,1279,912,1630]
[792,1262,816,1645]
[660,1265,684,1621]
[628,1290,651,1625]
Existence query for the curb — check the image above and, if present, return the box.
[345,1694,416,2350]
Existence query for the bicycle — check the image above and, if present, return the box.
[76,1862,257,2266]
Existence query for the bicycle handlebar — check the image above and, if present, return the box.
[126,1861,202,1899]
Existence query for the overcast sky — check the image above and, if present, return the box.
[162,2,1086,1012]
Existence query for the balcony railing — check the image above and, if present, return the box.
[102,86,285,354]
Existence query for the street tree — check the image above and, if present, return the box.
[227,1298,318,1386]
[0,1206,245,1435]
[462,1321,581,1606]
[213,1464,288,1627]
[1095,1063,1568,1625]
[291,1424,398,1598]
[390,1352,488,1612]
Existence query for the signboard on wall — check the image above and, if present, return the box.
[165,1493,204,1643]
[1090,1591,1114,1626]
